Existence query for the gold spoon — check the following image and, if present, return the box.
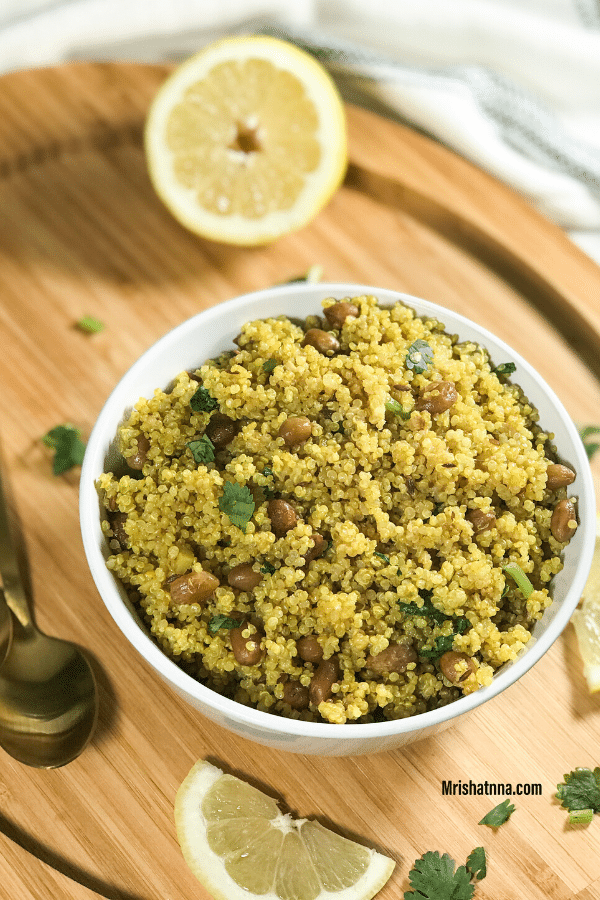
[0,589,11,667]
[0,450,98,768]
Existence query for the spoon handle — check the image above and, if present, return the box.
[0,447,32,628]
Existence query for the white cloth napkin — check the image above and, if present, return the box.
[0,0,599,265]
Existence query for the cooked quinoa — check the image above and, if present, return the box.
[98,295,578,724]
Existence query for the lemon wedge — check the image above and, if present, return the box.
[174,760,395,900]
[144,35,347,245]
[571,512,600,692]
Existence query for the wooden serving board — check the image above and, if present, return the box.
[1,62,600,900]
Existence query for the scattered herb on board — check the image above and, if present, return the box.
[465,847,487,882]
[405,339,433,374]
[492,362,516,377]
[385,398,412,420]
[76,314,104,334]
[218,482,255,532]
[502,562,534,599]
[556,767,600,824]
[187,435,215,465]
[208,615,241,634]
[580,425,600,461]
[404,851,476,899]
[190,385,219,413]
[263,358,278,374]
[42,424,86,475]
[281,264,323,284]
[478,798,515,827]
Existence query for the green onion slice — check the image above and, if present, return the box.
[502,562,534,599]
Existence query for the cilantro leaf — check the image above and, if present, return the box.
[187,434,215,465]
[466,847,486,881]
[479,799,515,827]
[208,615,241,634]
[492,362,516,377]
[190,385,218,413]
[385,398,412,420]
[263,358,278,374]
[398,595,449,626]
[218,482,255,532]
[374,551,391,564]
[42,424,86,475]
[419,634,456,659]
[580,425,600,461]
[406,339,433,374]
[556,767,600,814]
[404,851,474,900]
[76,314,104,333]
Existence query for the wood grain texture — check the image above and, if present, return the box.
[0,62,600,900]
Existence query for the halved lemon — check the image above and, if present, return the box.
[145,35,347,245]
[571,512,600,692]
[174,760,395,900]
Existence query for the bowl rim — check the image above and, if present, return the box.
[80,282,596,740]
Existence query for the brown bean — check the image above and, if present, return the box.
[168,570,219,605]
[302,328,340,356]
[205,413,238,449]
[127,434,150,470]
[282,680,310,710]
[439,651,476,684]
[296,635,324,664]
[546,463,576,491]
[230,622,264,666]
[466,508,497,534]
[227,563,262,591]
[551,498,578,543]
[365,642,417,674]
[279,416,312,449]
[110,511,129,548]
[267,499,297,537]
[415,381,458,415]
[323,301,359,328]
[309,655,340,706]
[303,534,327,564]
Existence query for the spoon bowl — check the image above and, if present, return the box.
[0,448,98,768]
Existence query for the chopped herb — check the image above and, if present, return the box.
[556,767,600,816]
[187,434,215,465]
[374,551,391,564]
[405,339,433,374]
[260,561,276,575]
[580,425,600,461]
[281,264,323,284]
[399,593,448,626]
[479,798,515,827]
[262,466,273,478]
[263,358,278,374]
[432,502,445,516]
[42,424,86,475]
[466,847,486,882]
[502,562,534,599]
[76,314,104,334]
[258,465,276,499]
[385,398,412,420]
[420,633,456,659]
[492,362,516,377]
[208,615,241,634]
[569,808,594,825]
[404,851,474,900]
[190,385,219,413]
[218,482,255,532]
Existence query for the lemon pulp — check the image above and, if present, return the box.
[175,760,395,900]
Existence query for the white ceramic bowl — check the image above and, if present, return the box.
[80,283,595,756]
